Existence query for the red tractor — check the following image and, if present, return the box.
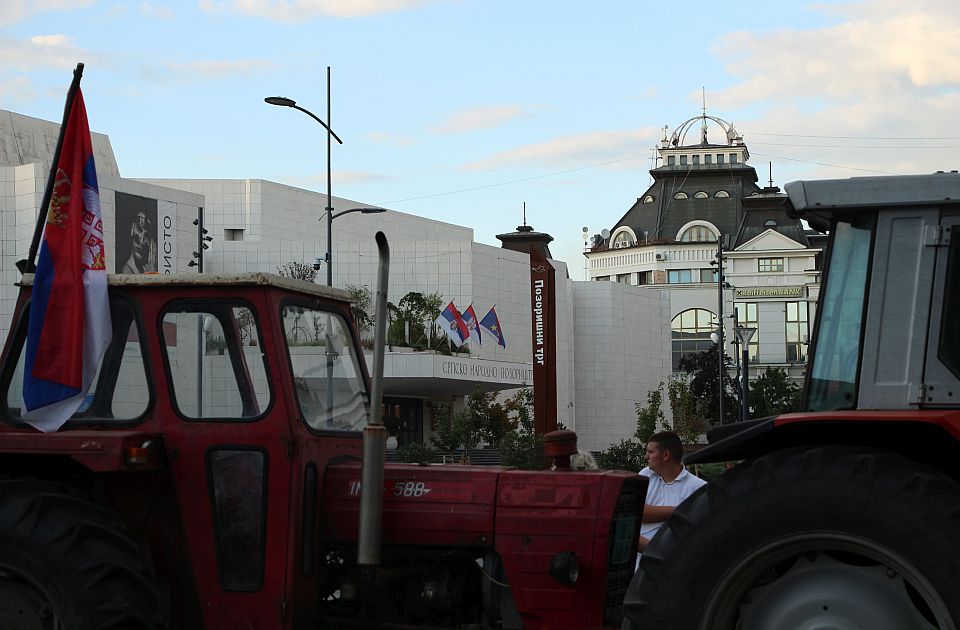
[0,232,644,629]
[624,172,960,629]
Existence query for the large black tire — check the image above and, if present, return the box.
[623,446,960,630]
[0,480,168,630]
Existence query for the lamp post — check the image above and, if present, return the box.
[266,66,346,285]
[734,325,757,422]
[710,237,725,423]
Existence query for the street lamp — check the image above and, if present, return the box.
[734,325,757,422]
[265,66,346,286]
[310,207,388,273]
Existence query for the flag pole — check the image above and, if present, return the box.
[18,62,85,275]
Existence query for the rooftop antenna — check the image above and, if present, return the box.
[523,201,527,227]
[769,162,774,188]
[700,87,709,144]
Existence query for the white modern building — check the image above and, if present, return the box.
[1,107,671,451]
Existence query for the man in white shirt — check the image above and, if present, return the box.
[638,430,706,553]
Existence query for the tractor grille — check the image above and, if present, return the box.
[604,478,644,626]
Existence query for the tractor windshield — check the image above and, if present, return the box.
[806,215,875,411]
[282,305,368,432]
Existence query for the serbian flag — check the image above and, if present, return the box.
[22,86,111,432]
[462,304,481,345]
[480,306,506,348]
[435,301,469,345]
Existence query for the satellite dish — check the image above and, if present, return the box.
[600,228,610,239]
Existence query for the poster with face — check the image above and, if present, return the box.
[115,192,158,274]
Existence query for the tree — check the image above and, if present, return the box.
[635,383,665,444]
[667,376,705,446]
[677,344,739,425]
[387,291,461,352]
[345,284,374,337]
[749,367,804,418]
[276,261,318,283]
[497,388,544,470]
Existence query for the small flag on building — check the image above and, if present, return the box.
[462,304,481,345]
[435,301,469,345]
[480,306,506,349]
[22,75,112,432]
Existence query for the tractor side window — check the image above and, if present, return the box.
[282,305,368,432]
[807,216,875,411]
[4,295,150,424]
[938,234,960,378]
[162,304,271,420]
[208,448,267,591]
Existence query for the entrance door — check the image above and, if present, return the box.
[383,397,423,446]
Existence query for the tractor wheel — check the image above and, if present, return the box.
[623,445,960,630]
[0,480,168,630]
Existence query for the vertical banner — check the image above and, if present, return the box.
[115,191,158,274]
[530,246,557,436]
[158,200,177,274]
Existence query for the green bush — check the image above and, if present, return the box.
[596,439,646,472]
[395,442,436,465]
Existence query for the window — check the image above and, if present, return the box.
[163,304,271,420]
[596,275,610,281]
[734,302,760,362]
[807,217,874,411]
[667,156,676,166]
[612,231,634,248]
[717,154,725,165]
[616,273,631,284]
[759,257,784,272]
[715,190,730,198]
[209,449,267,591]
[5,296,150,424]
[673,192,689,200]
[671,308,717,370]
[284,305,368,432]
[680,225,717,242]
[764,219,778,227]
[643,195,655,204]
[705,154,713,165]
[680,155,688,166]
[224,228,245,241]
[700,268,718,283]
[637,271,653,285]
[730,153,739,164]
[692,155,700,165]
[939,229,960,379]
[786,301,809,362]
[693,191,709,199]
[667,269,693,284]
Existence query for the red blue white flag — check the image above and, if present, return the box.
[22,87,111,432]
[480,306,506,349]
[435,301,469,345]
[462,304,481,345]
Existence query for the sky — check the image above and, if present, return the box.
[3,0,960,277]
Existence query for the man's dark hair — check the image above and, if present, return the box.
[648,430,684,462]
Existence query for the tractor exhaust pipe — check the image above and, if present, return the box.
[358,231,389,567]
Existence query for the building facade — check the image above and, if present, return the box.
[585,114,822,383]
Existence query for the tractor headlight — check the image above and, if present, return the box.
[549,551,579,586]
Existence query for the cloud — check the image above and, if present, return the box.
[0,34,91,71]
[429,105,528,134]
[139,59,276,83]
[0,0,95,26]
[140,2,176,19]
[705,0,960,180]
[711,1,960,108]
[462,128,659,171]
[198,0,441,21]
[365,131,415,146]
[0,76,38,105]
